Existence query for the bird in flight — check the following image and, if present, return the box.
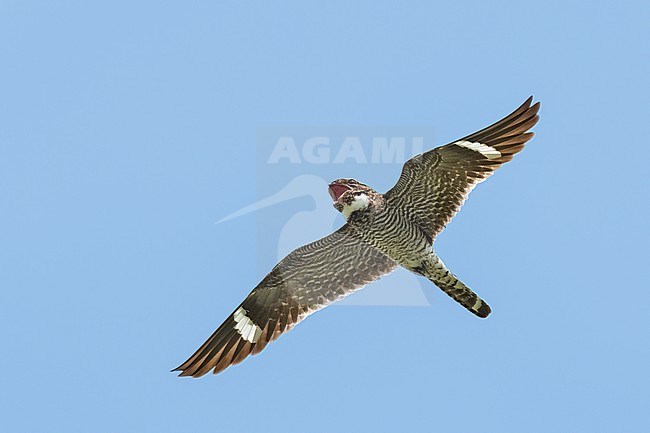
[174,97,540,377]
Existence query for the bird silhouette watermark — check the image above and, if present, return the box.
[216,127,439,306]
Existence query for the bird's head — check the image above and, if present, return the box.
[328,178,380,220]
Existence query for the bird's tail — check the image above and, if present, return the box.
[412,253,491,318]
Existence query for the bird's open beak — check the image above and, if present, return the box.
[328,183,350,201]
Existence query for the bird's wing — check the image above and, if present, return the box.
[385,97,540,239]
[173,225,397,377]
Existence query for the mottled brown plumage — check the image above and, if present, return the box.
[174,97,540,377]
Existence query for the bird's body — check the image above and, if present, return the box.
[175,97,540,377]
[345,194,431,269]
[332,182,489,317]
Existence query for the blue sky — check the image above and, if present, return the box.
[1,1,648,432]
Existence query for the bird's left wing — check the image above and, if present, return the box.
[384,97,540,239]
[173,225,397,377]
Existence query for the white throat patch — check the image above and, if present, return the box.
[342,194,370,220]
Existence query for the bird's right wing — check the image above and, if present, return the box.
[173,225,397,377]
[385,97,540,239]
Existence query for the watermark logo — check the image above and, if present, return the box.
[218,127,438,306]
[267,136,424,165]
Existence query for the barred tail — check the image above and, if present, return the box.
[413,253,491,318]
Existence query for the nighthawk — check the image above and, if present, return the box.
[174,97,540,377]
